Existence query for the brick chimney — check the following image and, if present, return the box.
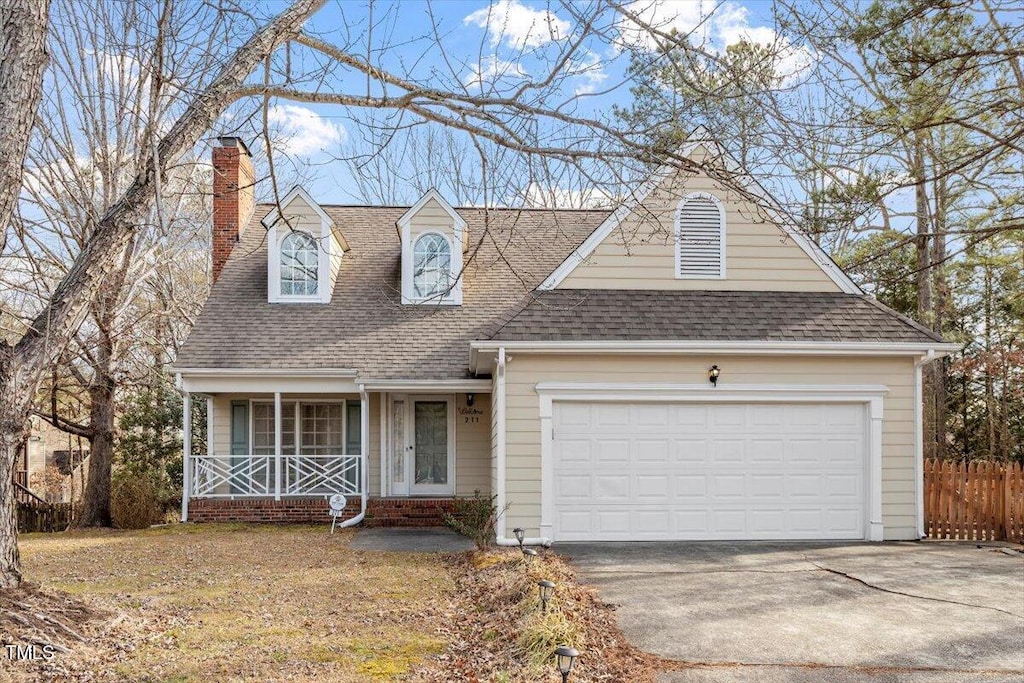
[211,137,254,283]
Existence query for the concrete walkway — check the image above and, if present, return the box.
[348,527,475,552]
[563,541,1024,683]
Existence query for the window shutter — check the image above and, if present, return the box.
[676,197,724,278]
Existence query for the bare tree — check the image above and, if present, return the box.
[0,0,326,588]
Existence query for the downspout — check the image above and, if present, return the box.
[338,385,369,528]
[492,347,551,547]
[914,349,936,539]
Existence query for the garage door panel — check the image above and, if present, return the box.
[595,439,630,465]
[674,439,707,463]
[710,440,745,464]
[552,401,868,541]
[633,439,670,464]
[595,475,629,500]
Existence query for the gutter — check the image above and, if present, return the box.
[471,340,963,355]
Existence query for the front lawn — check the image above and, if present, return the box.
[10,524,454,682]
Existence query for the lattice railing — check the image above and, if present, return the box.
[189,454,363,498]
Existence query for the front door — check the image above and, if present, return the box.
[390,395,454,496]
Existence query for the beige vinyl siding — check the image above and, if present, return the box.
[408,197,465,252]
[503,354,919,540]
[455,392,491,496]
[560,145,841,292]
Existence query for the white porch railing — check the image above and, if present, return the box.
[189,454,364,499]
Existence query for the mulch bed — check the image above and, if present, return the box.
[408,548,663,683]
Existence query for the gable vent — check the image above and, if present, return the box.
[675,195,725,278]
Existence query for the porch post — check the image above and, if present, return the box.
[206,397,214,457]
[274,391,282,501]
[361,389,369,502]
[181,391,192,522]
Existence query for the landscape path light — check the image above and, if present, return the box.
[513,527,525,548]
[522,547,538,565]
[538,579,555,613]
[554,645,579,682]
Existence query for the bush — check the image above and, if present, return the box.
[443,490,506,550]
[111,474,162,529]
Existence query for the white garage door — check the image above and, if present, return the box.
[552,402,867,541]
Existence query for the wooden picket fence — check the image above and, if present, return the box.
[924,459,1024,542]
[14,481,73,533]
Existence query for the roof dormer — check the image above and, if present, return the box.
[397,189,466,305]
[262,186,348,304]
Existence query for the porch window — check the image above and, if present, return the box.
[280,231,319,296]
[300,403,343,455]
[253,402,296,454]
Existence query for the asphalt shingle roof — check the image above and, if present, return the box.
[489,289,945,344]
[175,205,606,379]
[176,205,943,379]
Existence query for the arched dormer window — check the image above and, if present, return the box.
[280,231,319,296]
[413,233,452,298]
[675,192,726,279]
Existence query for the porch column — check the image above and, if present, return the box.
[274,391,282,500]
[206,397,214,458]
[181,391,191,522]
[360,389,369,502]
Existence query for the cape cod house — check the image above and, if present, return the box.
[173,134,957,543]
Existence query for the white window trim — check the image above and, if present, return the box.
[266,186,339,304]
[675,191,726,280]
[385,393,457,496]
[534,382,887,544]
[275,231,322,300]
[249,398,358,456]
[398,189,465,306]
[408,230,458,303]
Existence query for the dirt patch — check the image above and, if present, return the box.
[408,548,663,682]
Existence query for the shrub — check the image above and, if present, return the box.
[111,474,162,529]
[443,490,506,550]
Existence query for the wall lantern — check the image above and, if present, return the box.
[709,365,721,387]
[554,645,579,682]
[466,393,475,407]
[538,579,555,613]
[513,527,525,548]
[522,547,538,565]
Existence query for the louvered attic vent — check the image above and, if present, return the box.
[675,195,725,278]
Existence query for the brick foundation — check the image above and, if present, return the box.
[187,497,457,527]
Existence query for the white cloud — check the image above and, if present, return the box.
[712,4,816,85]
[616,0,714,51]
[519,182,616,209]
[573,50,610,96]
[616,0,817,85]
[464,57,527,87]
[464,0,571,50]
[266,105,346,156]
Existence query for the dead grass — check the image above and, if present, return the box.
[7,524,456,682]
[408,548,663,683]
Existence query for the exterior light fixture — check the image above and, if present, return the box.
[709,365,721,387]
[538,579,555,613]
[466,393,475,406]
[513,527,525,548]
[554,645,579,682]
[522,547,538,565]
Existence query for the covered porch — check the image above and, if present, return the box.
[176,369,493,525]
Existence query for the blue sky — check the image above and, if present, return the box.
[233,0,804,203]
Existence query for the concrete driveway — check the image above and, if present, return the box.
[563,542,1024,682]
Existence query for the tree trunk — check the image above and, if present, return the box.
[913,137,938,459]
[0,0,326,589]
[0,403,26,589]
[929,161,950,459]
[0,0,50,253]
[77,376,115,527]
